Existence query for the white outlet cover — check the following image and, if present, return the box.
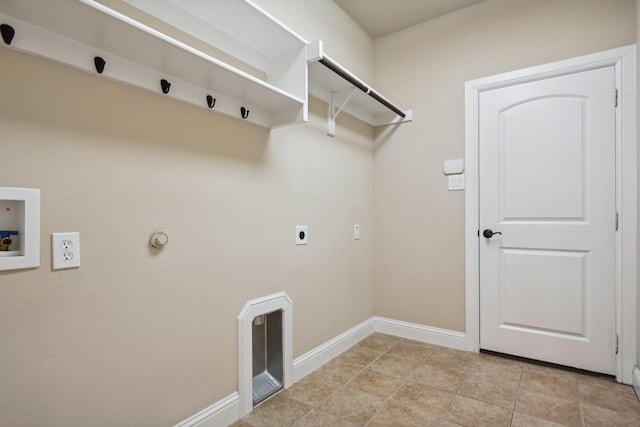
[52,232,80,270]
[354,224,360,240]
[295,225,308,245]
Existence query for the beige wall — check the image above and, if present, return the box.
[2,0,639,425]
[0,2,374,425]
[253,0,374,82]
[373,0,636,332]
[637,0,640,371]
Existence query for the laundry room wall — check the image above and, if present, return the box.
[373,0,636,332]
[636,0,640,374]
[0,1,375,425]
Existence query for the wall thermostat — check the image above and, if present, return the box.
[443,158,464,175]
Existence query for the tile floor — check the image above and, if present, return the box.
[231,333,640,426]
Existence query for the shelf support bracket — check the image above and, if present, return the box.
[328,87,358,137]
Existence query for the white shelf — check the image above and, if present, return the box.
[0,0,309,128]
[307,41,412,132]
[121,0,307,81]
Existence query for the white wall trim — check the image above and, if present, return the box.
[292,317,375,382]
[373,316,466,350]
[176,316,466,426]
[173,392,239,427]
[633,366,640,400]
[464,45,637,384]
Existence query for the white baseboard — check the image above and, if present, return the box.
[174,316,466,427]
[633,366,640,400]
[173,392,239,427]
[373,316,467,350]
[292,317,375,382]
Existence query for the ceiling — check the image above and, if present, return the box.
[334,0,487,38]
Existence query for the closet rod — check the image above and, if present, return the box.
[318,56,406,118]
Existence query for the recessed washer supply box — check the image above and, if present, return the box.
[0,187,40,271]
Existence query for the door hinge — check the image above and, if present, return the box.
[615,212,619,231]
[615,89,619,107]
[615,334,619,354]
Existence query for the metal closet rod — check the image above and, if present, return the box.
[318,56,406,118]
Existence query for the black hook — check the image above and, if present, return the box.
[160,79,171,94]
[206,95,216,109]
[1,24,15,45]
[94,56,106,74]
[240,106,249,119]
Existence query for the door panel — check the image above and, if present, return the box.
[501,97,586,220]
[501,249,586,335]
[479,66,616,374]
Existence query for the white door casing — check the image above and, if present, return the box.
[479,66,616,373]
[464,45,637,383]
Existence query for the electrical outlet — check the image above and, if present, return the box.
[52,232,80,270]
[295,225,308,245]
[354,224,360,240]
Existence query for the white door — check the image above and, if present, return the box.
[478,66,616,374]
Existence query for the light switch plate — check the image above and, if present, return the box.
[52,232,80,270]
[448,174,465,191]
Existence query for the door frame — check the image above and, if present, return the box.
[464,45,637,383]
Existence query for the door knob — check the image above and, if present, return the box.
[483,229,502,238]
